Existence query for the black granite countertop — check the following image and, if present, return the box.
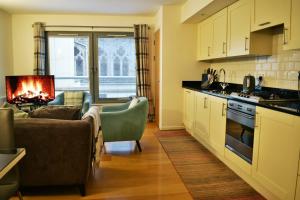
[182,81,300,116]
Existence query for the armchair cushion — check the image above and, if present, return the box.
[29,106,81,120]
[64,91,84,106]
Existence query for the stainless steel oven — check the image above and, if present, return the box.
[225,100,256,164]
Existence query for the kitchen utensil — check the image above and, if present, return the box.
[243,74,255,94]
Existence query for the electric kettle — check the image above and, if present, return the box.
[243,74,255,94]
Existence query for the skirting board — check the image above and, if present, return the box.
[159,125,185,131]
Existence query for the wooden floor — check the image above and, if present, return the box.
[11,123,192,200]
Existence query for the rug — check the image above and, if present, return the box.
[156,130,265,200]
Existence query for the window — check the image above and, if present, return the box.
[48,33,90,92]
[48,31,136,102]
[95,32,136,100]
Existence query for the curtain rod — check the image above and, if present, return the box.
[32,25,134,29]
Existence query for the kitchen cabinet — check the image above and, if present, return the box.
[227,0,272,56]
[193,92,210,141]
[252,107,300,200]
[183,89,195,134]
[212,8,228,58]
[284,0,300,50]
[197,18,213,60]
[251,0,291,32]
[209,96,227,156]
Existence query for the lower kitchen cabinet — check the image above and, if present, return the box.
[193,92,210,141]
[209,96,227,156]
[252,107,300,200]
[296,177,300,200]
[183,89,195,134]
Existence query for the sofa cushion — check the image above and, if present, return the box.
[29,106,81,120]
[64,91,83,106]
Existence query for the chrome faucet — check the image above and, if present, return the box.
[219,68,228,91]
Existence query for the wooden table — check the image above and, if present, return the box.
[0,148,26,179]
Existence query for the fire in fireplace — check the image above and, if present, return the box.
[6,75,55,105]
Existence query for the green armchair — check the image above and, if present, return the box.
[100,97,148,152]
[48,91,91,115]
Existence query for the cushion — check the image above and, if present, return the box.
[128,97,139,109]
[1,102,29,119]
[64,91,83,106]
[29,105,81,120]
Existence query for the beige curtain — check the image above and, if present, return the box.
[134,24,154,121]
[33,22,47,75]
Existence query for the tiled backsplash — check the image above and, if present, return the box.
[210,32,300,90]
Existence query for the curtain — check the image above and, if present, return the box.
[134,24,154,121]
[33,22,47,75]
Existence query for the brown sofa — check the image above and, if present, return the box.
[14,108,93,196]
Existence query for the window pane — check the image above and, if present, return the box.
[48,36,90,91]
[98,36,136,99]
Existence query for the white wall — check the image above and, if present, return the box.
[11,14,154,75]
[159,5,206,130]
[0,9,13,98]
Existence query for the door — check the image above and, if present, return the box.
[155,30,160,127]
[199,18,213,60]
[193,92,210,141]
[253,107,300,200]
[209,96,227,156]
[227,0,250,56]
[251,0,291,31]
[212,8,228,58]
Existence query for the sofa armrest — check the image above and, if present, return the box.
[48,93,64,105]
[82,93,91,115]
[14,118,93,186]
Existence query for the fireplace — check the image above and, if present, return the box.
[6,75,55,105]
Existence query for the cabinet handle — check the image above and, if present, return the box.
[259,22,271,26]
[245,37,249,51]
[222,42,226,54]
[222,103,226,116]
[204,97,207,108]
[186,91,191,93]
[283,27,288,45]
[208,47,210,57]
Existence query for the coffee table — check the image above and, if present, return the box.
[0,148,26,179]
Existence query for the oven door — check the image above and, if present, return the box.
[225,108,254,164]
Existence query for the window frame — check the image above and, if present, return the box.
[93,32,136,103]
[47,31,136,104]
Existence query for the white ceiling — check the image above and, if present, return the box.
[0,0,187,15]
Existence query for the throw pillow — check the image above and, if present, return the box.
[29,106,81,120]
[128,97,139,109]
[1,102,29,119]
[64,91,83,106]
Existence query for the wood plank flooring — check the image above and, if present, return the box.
[11,123,192,200]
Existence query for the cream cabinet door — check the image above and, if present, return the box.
[209,96,227,156]
[227,0,250,56]
[253,107,300,200]
[284,0,300,50]
[198,18,213,60]
[193,92,210,141]
[212,8,228,58]
[251,0,291,31]
[183,89,195,133]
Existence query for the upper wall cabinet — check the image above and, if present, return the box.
[251,0,291,32]
[197,18,213,60]
[284,0,300,50]
[212,8,228,58]
[227,0,272,57]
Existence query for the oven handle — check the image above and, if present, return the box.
[227,109,254,119]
